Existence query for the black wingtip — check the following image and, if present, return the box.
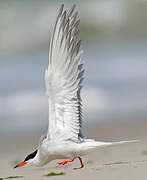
[60,4,64,10]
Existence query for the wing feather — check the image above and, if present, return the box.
[45,4,84,141]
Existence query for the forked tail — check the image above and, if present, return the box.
[93,139,139,148]
[82,139,139,151]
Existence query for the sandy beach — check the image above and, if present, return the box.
[0,121,147,180]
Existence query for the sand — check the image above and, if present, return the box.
[0,121,147,180]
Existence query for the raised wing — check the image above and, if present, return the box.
[45,4,84,142]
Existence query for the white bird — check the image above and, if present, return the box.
[14,4,137,169]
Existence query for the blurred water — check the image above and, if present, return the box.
[1,42,147,136]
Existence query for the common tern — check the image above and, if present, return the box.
[14,4,137,169]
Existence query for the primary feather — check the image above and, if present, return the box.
[45,4,84,142]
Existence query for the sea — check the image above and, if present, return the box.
[0,42,147,137]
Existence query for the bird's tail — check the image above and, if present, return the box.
[101,140,139,147]
[79,139,139,156]
[82,139,139,150]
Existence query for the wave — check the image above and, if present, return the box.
[1,87,147,122]
[0,88,110,121]
[1,85,147,136]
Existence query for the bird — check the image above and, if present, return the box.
[14,4,137,169]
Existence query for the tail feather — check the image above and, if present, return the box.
[94,140,139,147]
[79,140,139,156]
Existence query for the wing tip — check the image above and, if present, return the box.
[60,4,64,10]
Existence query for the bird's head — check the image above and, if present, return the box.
[14,150,38,168]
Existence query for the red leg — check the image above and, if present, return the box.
[78,157,84,168]
[58,157,84,169]
[58,158,74,165]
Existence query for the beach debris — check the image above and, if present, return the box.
[0,176,24,179]
[142,150,147,155]
[86,160,93,165]
[104,161,131,166]
[43,172,65,177]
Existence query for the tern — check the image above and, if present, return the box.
[14,4,137,169]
